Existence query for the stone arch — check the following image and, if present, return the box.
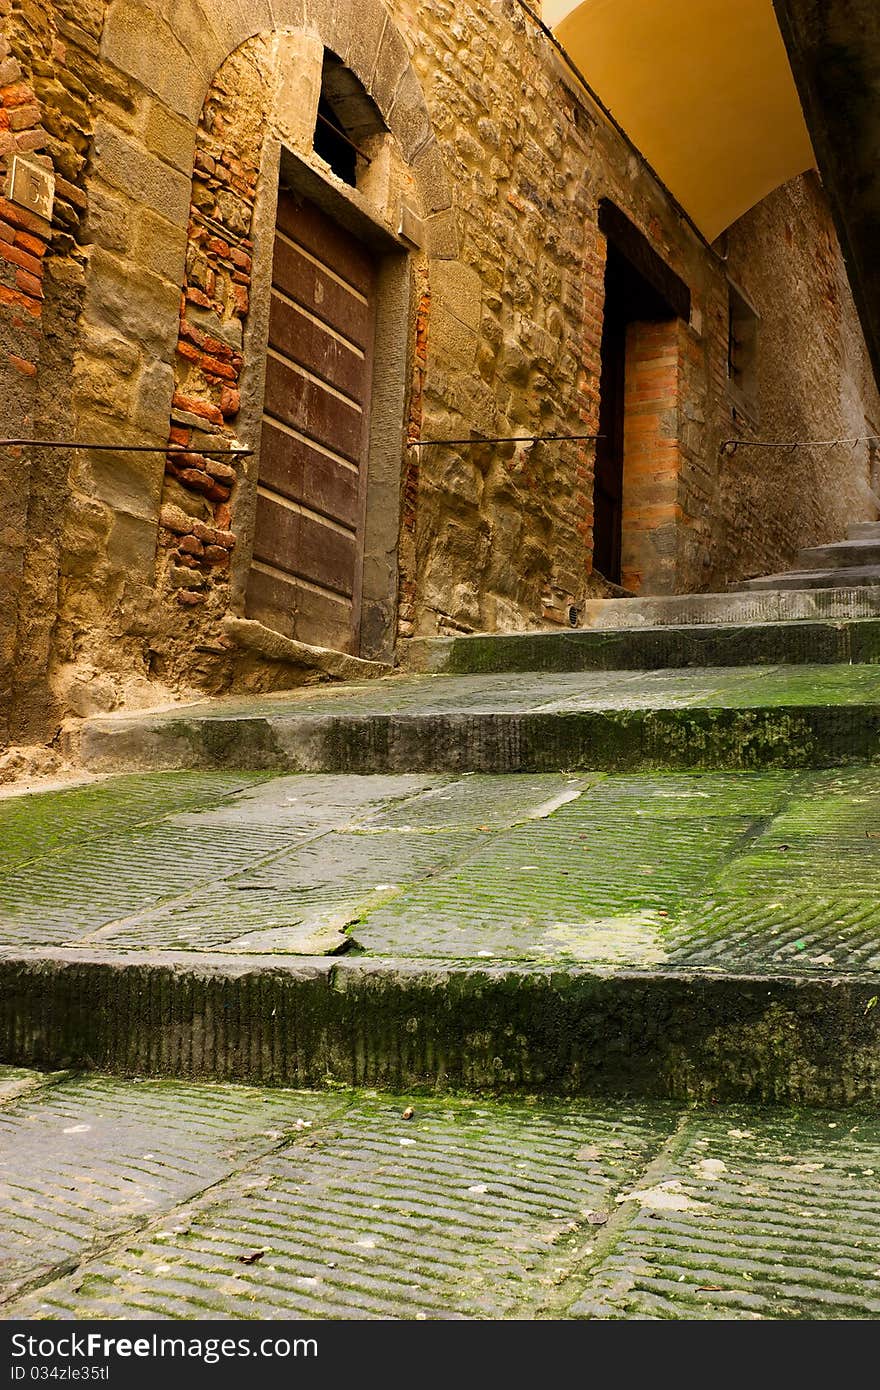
[97,0,454,228]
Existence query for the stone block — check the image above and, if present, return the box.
[135,359,176,435]
[316,0,354,62]
[205,0,275,58]
[371,20,410,113]
[388,66,433,162]
[84,246,181,359]
[431,260,482,333]
[272,32,324,153]
[431,303,477,370]
[107,507,160,574]
[73,413,166,521]
[265,0,310,33]
[73,349,137,421]
[82,180,132,255]
[424,208,459,261]
[143,100,198,175]
[92,120,191,226]
[411,138,453,216]
[79,325,141,375]
[101,3,208,122]
[134,208,187,283]
[347,0,387,93]
[148,0,228,78]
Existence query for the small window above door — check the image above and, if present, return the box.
[313,51,387,188]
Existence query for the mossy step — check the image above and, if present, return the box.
[79,664,880,774]
[406,617,880,675]
[3,767,880,1106]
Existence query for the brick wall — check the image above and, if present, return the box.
[620,319,681,594]
[153,40,265,630]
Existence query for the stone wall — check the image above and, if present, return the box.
[720,170,880,583]
[0,0,877,748]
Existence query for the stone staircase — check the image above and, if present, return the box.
[3,580,880,1321]
[0,595,874,1108]
[736,519,880,592]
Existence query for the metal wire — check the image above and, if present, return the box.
[0,439,253,457]
[413,433,604,447]
[723,435,880,454]
[314,110,373,166]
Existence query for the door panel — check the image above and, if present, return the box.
[258,419,360,529]
[246,189,376,653]
[270,235,371,347]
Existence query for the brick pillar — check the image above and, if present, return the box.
[620,319,681,594]
[0,15,50,746]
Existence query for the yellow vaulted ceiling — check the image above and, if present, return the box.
[547,0,815,241]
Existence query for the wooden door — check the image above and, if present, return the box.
[246,191,376,653]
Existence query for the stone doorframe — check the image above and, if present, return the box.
[76,0,458,663]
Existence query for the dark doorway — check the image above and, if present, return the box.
[593,246,677,584]
[593,203,690,587]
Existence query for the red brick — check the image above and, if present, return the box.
[15,267,42,299]
[174,551,202,569]
[0,282,40,317]
[172,391,224,426]
[177,466,215,494]
[219,385,240,417]
[178,534,205,557]
[13,229,46,257]
[7,352,35,375]
[13,129,46,154]
[0,239,42,277]
[7,102,40,132]
[191,520,235,547]
[0,82,35,107]
[205,458,236,483]
[200,353,236,381]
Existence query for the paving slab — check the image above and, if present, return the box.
[78,664,880,775]
[1,768,880,1102]
[1,1071,878,1320]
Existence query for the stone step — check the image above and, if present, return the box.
[848,521,880,541]
[797,538,880,569]
[736,565,880,591]
[2,767,880,1106]
[76,663,880,775]
[576,587,880,630]
[406,617,880,676]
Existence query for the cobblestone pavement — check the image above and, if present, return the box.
[0,1070,878,1320]
[2,768,880,973]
